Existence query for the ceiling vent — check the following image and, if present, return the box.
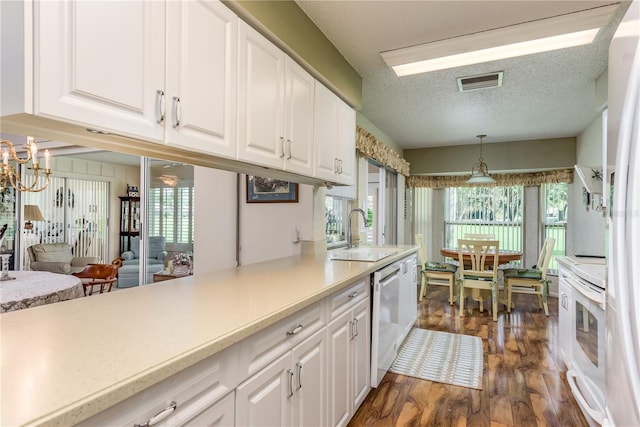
[457,71,503,92]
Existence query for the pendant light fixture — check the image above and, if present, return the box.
[467,134,496,184]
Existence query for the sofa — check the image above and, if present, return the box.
[118,236,167,288]
[27,243,99,274]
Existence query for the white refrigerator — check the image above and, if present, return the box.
[605,1,640,425]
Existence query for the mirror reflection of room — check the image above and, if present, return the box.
[1,132,195,289]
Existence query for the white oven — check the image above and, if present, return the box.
[563,267,606,427]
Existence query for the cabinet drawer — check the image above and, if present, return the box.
[238,301,325,380]
[327,278,370,320]
[77,346,237,427]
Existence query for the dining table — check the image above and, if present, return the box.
[440,248,523,266]
[0,271,84,313]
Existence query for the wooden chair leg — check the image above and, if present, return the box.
[419,274,426,302]
[491,283,498,321]
[459,283,465,317]
[506,279,512,313]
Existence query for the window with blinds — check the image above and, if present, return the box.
[148,186,194,245]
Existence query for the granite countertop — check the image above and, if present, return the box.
[1,246,417,426]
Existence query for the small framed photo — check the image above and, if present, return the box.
[246,176,299,203]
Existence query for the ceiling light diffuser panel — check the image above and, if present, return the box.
[381,4,619,76]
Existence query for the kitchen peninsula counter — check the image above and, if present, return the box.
[1,246,417,426]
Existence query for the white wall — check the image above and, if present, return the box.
[570,115,607,257]
[239,175,314,265]
[193,167,238,273]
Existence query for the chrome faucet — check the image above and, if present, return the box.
[347,208,369,249]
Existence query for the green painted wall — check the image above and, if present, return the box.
[405,137,576,175]
[223,0,362,109]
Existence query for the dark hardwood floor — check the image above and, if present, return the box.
[349,286,589,427]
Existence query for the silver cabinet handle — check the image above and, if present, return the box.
[172,96,181,128]
[296,362,303,390]
[353,318,359,338]
[338,159,343,174]
[349,320,355,341]
[348,291,358,299]
[287,369,294,398]
[286,323,304,336]
[155,90,165,124]
[134,401,177,427]
[334,158,340,174]
[280,137,285,158]
[286,139,292,159]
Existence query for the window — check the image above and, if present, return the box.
[148,186,194,245]
[541,183,568,272]
[444,186,523,265]
[326,195,351,247]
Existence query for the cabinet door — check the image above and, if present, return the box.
[398,255,418,345]
[165,0,237,158]
[336,97,356,185]
[37,1,165,142]
[236,352,292,427]
[313,82,340,182]
[237,21,285,169]
[351,299,371,411]
[292,329,327,427]
[327,310,352,427]
[283,57,315,175]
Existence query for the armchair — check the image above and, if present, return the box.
[27,243,99,274]
[118,236,167,287]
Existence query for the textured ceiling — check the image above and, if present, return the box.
[296,0,630,149]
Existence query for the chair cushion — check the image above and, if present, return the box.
[503,268,542,279]
[425,261,457,273]
[31,243,73,263]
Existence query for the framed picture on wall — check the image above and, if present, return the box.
[246,175,299,203]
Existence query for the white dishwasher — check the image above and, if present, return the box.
[371,260,401,388]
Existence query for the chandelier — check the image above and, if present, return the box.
[0,137,52,192]
[466,134,496,184]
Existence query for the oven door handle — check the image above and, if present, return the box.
[569,278,605,309]
[567,369,604,425]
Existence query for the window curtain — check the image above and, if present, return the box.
[406,168,574,189]
[356,126,410,176]
[413,187,433,247]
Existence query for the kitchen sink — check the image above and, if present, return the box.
[330,246,399,262]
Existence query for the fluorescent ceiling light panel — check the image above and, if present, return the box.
[381,4,618,76]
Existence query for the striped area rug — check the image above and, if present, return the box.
[390,328,483,390]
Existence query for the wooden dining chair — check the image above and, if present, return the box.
[457,239,501,321]
[415,234,458,304]
[503,237,555,315]
[73,263,120,296]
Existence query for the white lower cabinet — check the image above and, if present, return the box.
[236,328,327,426]
[76,347,238,427]
[328,298,371,427]
[77,278,371,427]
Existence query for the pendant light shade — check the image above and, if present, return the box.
[467,134,496,184]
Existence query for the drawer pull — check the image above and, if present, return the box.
[287,369,295,398]
[296,362,303,390]
[348,291,358,299]
[286,323,304,336]
[134,401,177,427]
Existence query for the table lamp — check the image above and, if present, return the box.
[24,205,45,230]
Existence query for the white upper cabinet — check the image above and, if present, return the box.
[237,21,314,175]
[313,83,356,185]
[36,1,166,142]
[165,1,237,157]
[17,1,237,157]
